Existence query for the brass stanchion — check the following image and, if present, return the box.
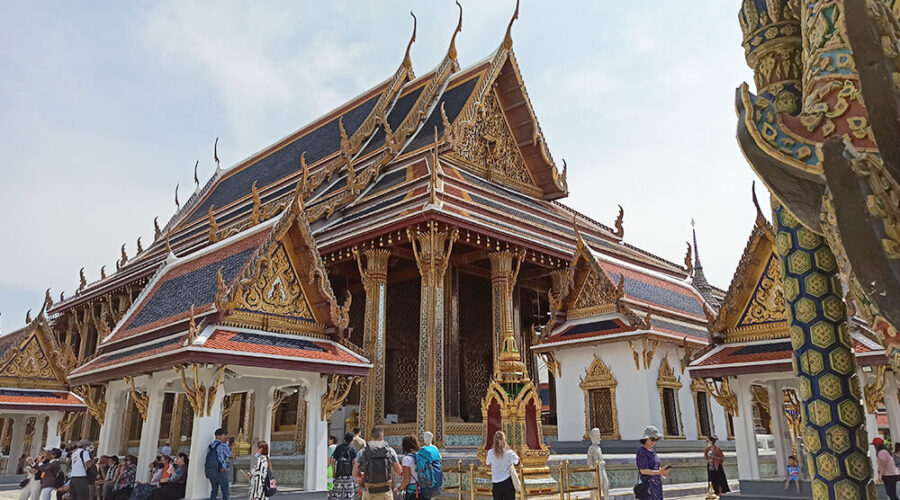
[564,460,571,500]
[469,463,475,500]
[558,462,565,500]
[594,461,602,500]
[458,460,463,500]
[705,484,718,500]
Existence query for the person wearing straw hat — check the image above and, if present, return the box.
[635,426,668,500]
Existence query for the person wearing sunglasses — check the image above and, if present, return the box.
[635,426,669,500]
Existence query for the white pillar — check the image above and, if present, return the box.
[98,380,128,456]
[251,382,275,444]
[45,413,62,450]
[732,377,761,480]
[304,376,328,492]
[30,416,47,457]
[7,417,27,474]
[184,369,225,500]
[860,370,881,479]
[885,374,900,446]
[767,382,788,477]
[136,376,166,482]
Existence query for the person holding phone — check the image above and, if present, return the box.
[636,426,668,500]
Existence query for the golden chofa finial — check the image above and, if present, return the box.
[44,288,53,309]
[79,267,87,291]
[154,216,162,240]
[25,309,32,324]
[503,0,519,50]
[120,244,128,267]
[448,0,463,61]
[751,181,767,228]
[403,11,417,70]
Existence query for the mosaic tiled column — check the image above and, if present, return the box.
[408,223,458,443]
[355,248,390,436]
[490,251,524,374]
[773,201,875,500]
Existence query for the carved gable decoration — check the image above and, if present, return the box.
[238,241,314,322]
[570,268,619,318]
[711,220,789,342]
[0,323,66,390]
[736,253,786,328]
[448,90,541,197]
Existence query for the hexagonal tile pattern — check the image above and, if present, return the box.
[783,276,801,302]
[823,296,845,322]
[817,453,841,481]
[826,424,851,453]
[815,247,838,272]
[838,322,853,347]
[805,350,825,375]
[805,425,822,453]
[808,400,833,426]
[798,377,812,400]
[838,400,862,426]
[777,232,793,257]
[846,452,871,481]
[795,297,818,323]
[790,325,805,350]
[805,272,829,297]
[818,374,844,401]
[797,227,822,249]
[834,479,861,500]
[829,349,855,375]
[781,209,800,228]
[789,251,812,275]
[811,479,828,500]
[810,320,836,348]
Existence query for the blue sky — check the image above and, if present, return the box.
[0,1,757,333]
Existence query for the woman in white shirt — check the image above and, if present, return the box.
[485,431,519,500]
[399,435,422,500]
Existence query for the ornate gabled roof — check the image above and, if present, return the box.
[707,215,786,343]
[534,225,710,349]
[99,195,349,350]
[0,315,70,391]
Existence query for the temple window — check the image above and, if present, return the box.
[159,393,175,441]
[579,354,620,440]
[657,358,684,438]
[750,384,772,434]
[725,411,735,440]
[274,391,299,433]
[691,378,714,439]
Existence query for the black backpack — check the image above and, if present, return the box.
[333,444,354,478]
[205,441,223,479]
[359,443,392,494]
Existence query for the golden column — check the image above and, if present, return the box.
[490,250,525,373]
[408,223,458,442]
[354,248,391,436]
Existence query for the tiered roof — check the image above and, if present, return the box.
[534,226,711,351]
[688,210,887,379]
[68,197,370,385]
[0,317,85,412]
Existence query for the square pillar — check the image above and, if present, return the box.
[30,416,47,457]
[250,383,275,444]
[732,377,760,480]
[137,375,167,482]
[184,367,225,500]
[884,374,900,445]
[355,248,390,435]
[98,380,129,456]
[44,413,62,450]
[408,224,457,442]
[767,382,788,477]
[304,376,328,492]
[7,417,27,474]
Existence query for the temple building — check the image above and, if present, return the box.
[0,315,86,474]
[688,205,895,496]
[0,4,736,495]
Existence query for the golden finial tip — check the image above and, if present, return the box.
[503,0,520,50]
[403,11,417,69]
[448,0,463,60]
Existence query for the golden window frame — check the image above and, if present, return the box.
[579,354,621,440]
[657,357,685,439]
[690,378,716,440]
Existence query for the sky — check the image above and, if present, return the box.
[0,1,758,333]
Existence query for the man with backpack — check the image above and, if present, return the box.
[415,432,443,498]
[205,429,231,500]
[328,433,358,500]
[353,427,401,500]
[69,440,94,500]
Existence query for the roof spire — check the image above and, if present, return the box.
[403,12,417,70]
[689,219,718,309]
[447,1,463,61]
[503,0,519,50]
